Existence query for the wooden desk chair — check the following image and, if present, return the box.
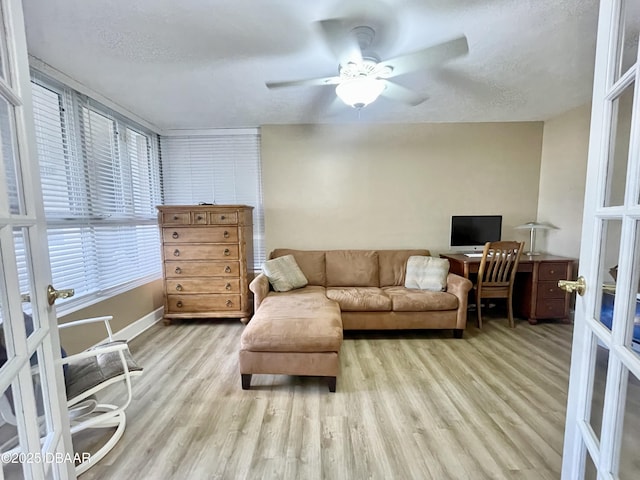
[475,241,525,328]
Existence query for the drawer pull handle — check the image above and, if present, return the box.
[225,266,232,273]
[175,267,182,274]
[197,215,203,221]
[176,284,183,291]
[173,249,180,257]
[176,301,183,308]
[172,231,179,239]
[224,230,230,238]
[226,283,231,290]
[226,300,233,307]
[549,270,555,275]
[221,215,226,220]
[173,215,179,220]
[224,248,230,256]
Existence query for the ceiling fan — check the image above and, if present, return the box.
[266,18,469,109]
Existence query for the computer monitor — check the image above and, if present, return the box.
[450,215,502,252]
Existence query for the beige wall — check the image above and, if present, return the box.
[537,104,591,259]
[261,122,544,256]
[58,279,164,354]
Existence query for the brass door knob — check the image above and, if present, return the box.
[47,285,75,305]
[558,276,586,296]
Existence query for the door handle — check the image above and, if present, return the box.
[558,276,586,296]
[47,285,75,305]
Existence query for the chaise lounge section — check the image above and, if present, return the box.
[239,249,473,391]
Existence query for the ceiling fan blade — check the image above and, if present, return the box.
[316,18,363,66]
[266,76,340,89]
[381,80,429,106]
[380,35,469,77]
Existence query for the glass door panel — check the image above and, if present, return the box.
[0,94,23,215]
[596,218,623,333]
[618,369,640,478]
[604,82,633,208]
[589,344,610,441]
[617,0,640,79]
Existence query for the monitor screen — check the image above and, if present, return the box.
[450,215,502,250]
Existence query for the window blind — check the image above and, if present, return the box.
[30,73,162,313]
[160,132,265,267]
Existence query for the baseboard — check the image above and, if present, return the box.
[110,307,164,343]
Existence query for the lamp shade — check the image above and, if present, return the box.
[515,221,558,255]
[335,77,385,108]
[515,221,558,230]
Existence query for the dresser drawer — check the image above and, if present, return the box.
[535,298,566,318]
[167,294,241,313]
[162,226,238,244]
[165,261,240,278]
[538,263,568,281]
[166,278,240,294]
[164,244,239,261]
[162,212,190,225]
[538,281,566,300]
[210,212,238,224]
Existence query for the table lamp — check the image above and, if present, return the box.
[515,221,558,255]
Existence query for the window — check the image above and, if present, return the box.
[160,131,265,267]
[29,73,162,313]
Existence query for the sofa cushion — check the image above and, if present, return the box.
[326,250,379,287]
[270,249,326,286]
[326,287,392,312]
[378,249,430,286]
[241,286,342,352]
[383,286,458,311]
[263,254,308,292]
[405,256,449,291]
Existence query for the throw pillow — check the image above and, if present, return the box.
[404,256,449,291]
[263,254,308,292]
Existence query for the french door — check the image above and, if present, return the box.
[0,0,75,479]
[562,0,640,478]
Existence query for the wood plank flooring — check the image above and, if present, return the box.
[78,314,575,479]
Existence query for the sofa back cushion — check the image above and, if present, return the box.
[378,249,430,286]
[270,249,326,286]
[325,250,379,287]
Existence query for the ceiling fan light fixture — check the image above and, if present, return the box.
[335,77,385,108]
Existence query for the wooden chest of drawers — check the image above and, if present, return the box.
[157,205,254,324]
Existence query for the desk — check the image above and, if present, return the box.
[440,253,575,324]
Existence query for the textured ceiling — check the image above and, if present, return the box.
[22,0,610,131]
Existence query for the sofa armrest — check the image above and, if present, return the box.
[446,273,474,330]
[249,273,270,312]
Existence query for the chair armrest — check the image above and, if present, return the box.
[446,273,474,330]
[59,342,129,366]
[249,273,270,312]
[58,316,114,341]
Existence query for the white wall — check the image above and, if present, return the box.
[261,122,544,255]
[537,104,591,258]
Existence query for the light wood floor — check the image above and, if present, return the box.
[79,313,575,480]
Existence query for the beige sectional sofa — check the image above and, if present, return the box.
[239,249,473,391]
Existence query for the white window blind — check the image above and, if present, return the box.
[160,131,265,267]
[29,73,162,313]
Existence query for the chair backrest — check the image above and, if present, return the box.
[477,241,525,288]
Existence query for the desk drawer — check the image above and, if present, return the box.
[538,263,567,281]
[538,281,566,300]
[535,298,566,318]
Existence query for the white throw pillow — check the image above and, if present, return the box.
[262,254,308,292]
[404,256,449,291]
